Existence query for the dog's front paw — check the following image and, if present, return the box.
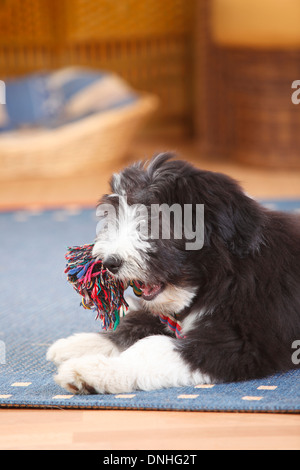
[55,355,112,394]
[46,332,120,365]
[55,354,135,394]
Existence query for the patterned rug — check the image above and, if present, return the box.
[0,200,299,412]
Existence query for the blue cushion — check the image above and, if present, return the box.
[0,69,137,132]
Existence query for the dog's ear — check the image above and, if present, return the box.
[191,170,266,257]
[216,191,266,257]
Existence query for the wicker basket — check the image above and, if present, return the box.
[0,0,195,132]
[0,93,159,179]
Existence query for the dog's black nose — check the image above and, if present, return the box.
[103,256,123,274]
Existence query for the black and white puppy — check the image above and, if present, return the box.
[47,153,300,394]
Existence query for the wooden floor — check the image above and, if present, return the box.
[1,135,299,450]
[1,135,300,210]
[0,409,299,450]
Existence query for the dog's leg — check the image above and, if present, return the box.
[46,310,166,366]
[107,310,173,350]
[46,332,120,365]
[54,335,211,394]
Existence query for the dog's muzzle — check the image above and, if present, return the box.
[103,256,123,274]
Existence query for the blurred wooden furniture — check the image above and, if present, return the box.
[0,0,195,133]
[195,0,300,168]
[1,135,300,210]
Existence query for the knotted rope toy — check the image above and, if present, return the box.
[65,243,185,337]
[64,243,142,331]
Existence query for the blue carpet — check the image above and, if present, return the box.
[0,200,299,412]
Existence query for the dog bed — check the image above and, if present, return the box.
[0,67,158,179]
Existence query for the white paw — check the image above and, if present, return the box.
[55,355,130,394]
[46,332,120,365]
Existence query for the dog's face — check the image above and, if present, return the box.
[93,153,265,315]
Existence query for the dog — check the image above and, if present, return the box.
[47,153,300,394]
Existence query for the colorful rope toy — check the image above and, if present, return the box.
[64,243,184,338]
[64,243,137,331]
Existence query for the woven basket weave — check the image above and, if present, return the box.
[194,0,300,168]
[0,93,158,179]
[64,0,190,40]
[0,0,55,45]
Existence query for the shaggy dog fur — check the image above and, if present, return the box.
[48,154,300,394]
